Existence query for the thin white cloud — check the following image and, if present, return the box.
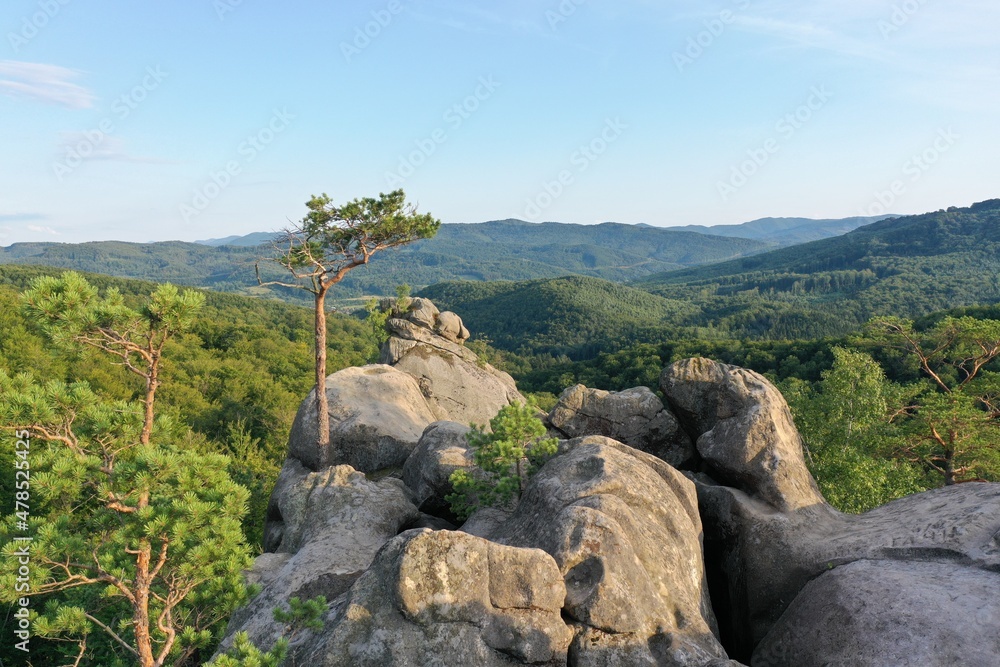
[0,60,95,109]
[732,15,894,63]
[55,133,173,164]
[26,224,60,236]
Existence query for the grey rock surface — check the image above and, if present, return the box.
[489,436,728,666]
[221,462,418,657]
[660,357,824,512]
[752,559,1000,667]
[287,364,437,473]
[302,529,573,666]
[434,310,470,343]
[699,480,1000,659]
[548,384,694,467]
[381,313,523,427]
[400,421,472,516]
[404,297,439,329]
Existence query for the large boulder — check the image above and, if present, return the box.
[300,529,573,666]
[486,437,730,666]
[380,301,523,426]
[222,462,419,656]
[660,358,824,512]
[698,480,1000,661]
[400,421,473,518]
[660,357,1000,664]
[287,365,438,473]
[753,559,1000,667]
[548,384,694,467]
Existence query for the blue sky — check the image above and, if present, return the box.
[1,0,997,244]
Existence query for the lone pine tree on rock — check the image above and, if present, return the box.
[257,190,440,459]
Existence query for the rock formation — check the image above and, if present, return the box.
[400,420,473,519]
[380,297,524,426]
[221,322,1000,667]
[548,384,694,467]
[481,436,729,666]
[226,462,419,655]
[660,358,1000,665]
[300,529,573,666]
[287,365,438,473]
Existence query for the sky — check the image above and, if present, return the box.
[0,0,998,244]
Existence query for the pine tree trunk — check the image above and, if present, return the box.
[315,288,330,466]
[134,542,156,667]
[141,358,159,445]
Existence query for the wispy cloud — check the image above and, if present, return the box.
[0,60,96,109]
[55,133,173,164]
[26,224,60,236]
[732,15,894,62]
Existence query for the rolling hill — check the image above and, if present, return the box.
[424,200,1000,352]
[0,221,772,301]
[420,276,697,357]
[666,214,895,246]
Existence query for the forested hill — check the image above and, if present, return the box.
[0,221,772,300]
[666,214,894,246]
[425,200,1000,353]
[641,199,1000,287]
[420,276,697,357]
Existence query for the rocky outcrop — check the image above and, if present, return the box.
[380,300,523,426]
[400,421,472,518]
[287,365,438,473]
[240,346,1000,667]
[661,358,1000,663]
[752,559,1000,667]
[299,529,573,666]
[697,479,1000,661]
[224,462,418,655]
[484,437,729,666]
[660,358,824,512]
[548,384,694,467]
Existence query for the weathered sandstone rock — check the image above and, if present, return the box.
[287,365,437,473]
[487,437,729,666]
[400,421,472,517]
[548,384,694,467]
[223,462,418,656]
[301,529,573,666]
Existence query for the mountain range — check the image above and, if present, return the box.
[422,200,1000,354]
[665,214,896,246]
